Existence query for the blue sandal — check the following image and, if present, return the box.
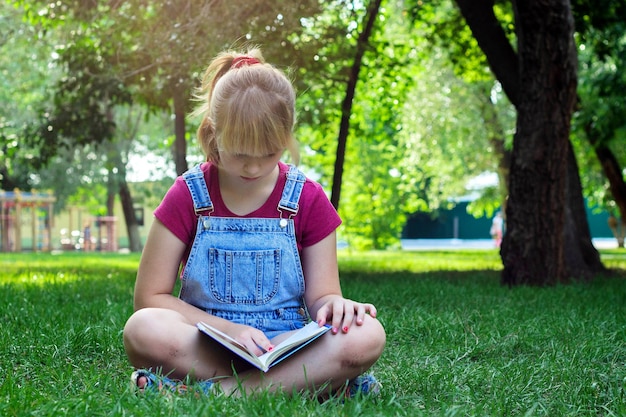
[131,369,214,396]
[344,374,382,398]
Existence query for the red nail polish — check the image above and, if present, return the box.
[343,326,349,332]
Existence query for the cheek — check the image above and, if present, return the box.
[221,156,241,168]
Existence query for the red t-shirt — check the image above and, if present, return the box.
[154,162,342,252]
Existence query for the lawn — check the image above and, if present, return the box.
[0,249,625,416]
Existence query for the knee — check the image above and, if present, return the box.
[339,316,386,367]
[360,315,386,359]
[123,308,157,346]
[123,308,186,364]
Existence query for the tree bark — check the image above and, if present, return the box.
[591,141,626,223]
[172,88,189,176]
[562,141,605,279]
[118,179,142,253]
[500,0,578,286]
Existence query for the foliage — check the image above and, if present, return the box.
[571,7,626,214]
[337,3,421,249]
[294,0,507,248]
[7,0,623,253]
[4,0,507,248]
[26,34,132,168]
[406,0,516,217]
[0,2,60,190]
[1,250,625,415]
[293,0,367,182]
[406,0,493,83]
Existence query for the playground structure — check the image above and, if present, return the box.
[0,189,122,252]
[0,189,55,252]
[59,213,119,252]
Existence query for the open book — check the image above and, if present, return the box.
[196,320,331,372]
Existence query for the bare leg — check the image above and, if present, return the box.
[123,308,386,395]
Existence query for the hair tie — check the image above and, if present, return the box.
[231,56,261,69]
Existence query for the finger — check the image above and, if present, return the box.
[354,303,367,325]
[243,339,264,356]
[365,303,378,318]
[341,301,356,333]
[251,333,273,356]
[331,300,346,334]
[315,305,330,327]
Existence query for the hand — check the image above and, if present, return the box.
[222,322,274,356]
[315,296,378,334]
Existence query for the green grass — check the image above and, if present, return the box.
[1,249,625,416]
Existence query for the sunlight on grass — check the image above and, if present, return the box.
[0,249,624,416]
[338,249,503,273]
[0,252,141,286]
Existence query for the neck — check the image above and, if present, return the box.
[217,165,280,216]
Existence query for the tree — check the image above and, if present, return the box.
[571,0,626,246]
[293,0,508,247]
[405,0,515,219]
[450,0,604,285]
[11,0,325,252]
[329,0,382,210]
[0,1,60,191]
[11,0,150,250]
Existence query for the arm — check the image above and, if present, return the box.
[301,231,378,333]
[134,219,210,322]
[134,219,273,354]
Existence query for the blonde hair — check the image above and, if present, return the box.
[192,48,299,165]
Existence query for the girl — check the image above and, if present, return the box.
[123,48,386,397]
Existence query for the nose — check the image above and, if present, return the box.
[243,159,262,176]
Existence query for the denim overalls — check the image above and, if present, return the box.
[180,164,309,340]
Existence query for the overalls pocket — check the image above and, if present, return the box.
[209,248,281,305]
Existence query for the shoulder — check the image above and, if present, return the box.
[280,163,341,247]
[154,162,215,244]
[278,162,325,195]
[177,162,218,193]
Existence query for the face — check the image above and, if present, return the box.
[218,150,284,184]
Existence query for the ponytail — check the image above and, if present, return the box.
[192,48,298,165]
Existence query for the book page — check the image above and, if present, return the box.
[258,321,331,368]
[197,320,330,372]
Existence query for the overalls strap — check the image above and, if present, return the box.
[278,165,306,218]
[183,164,213,216]
[183,163,305,217]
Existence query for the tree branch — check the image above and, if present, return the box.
[455,0,520,106]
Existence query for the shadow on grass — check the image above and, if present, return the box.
[1,251,625,416]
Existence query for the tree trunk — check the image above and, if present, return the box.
[330,0,382,210]
[591,141,626,224]
[455,0,520,105]
[501,0,578,286]
[457,0,602,285]
[106,187,116,216]
[172,88,188,176]
[562,141,606,279]
[118,179,142,252]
